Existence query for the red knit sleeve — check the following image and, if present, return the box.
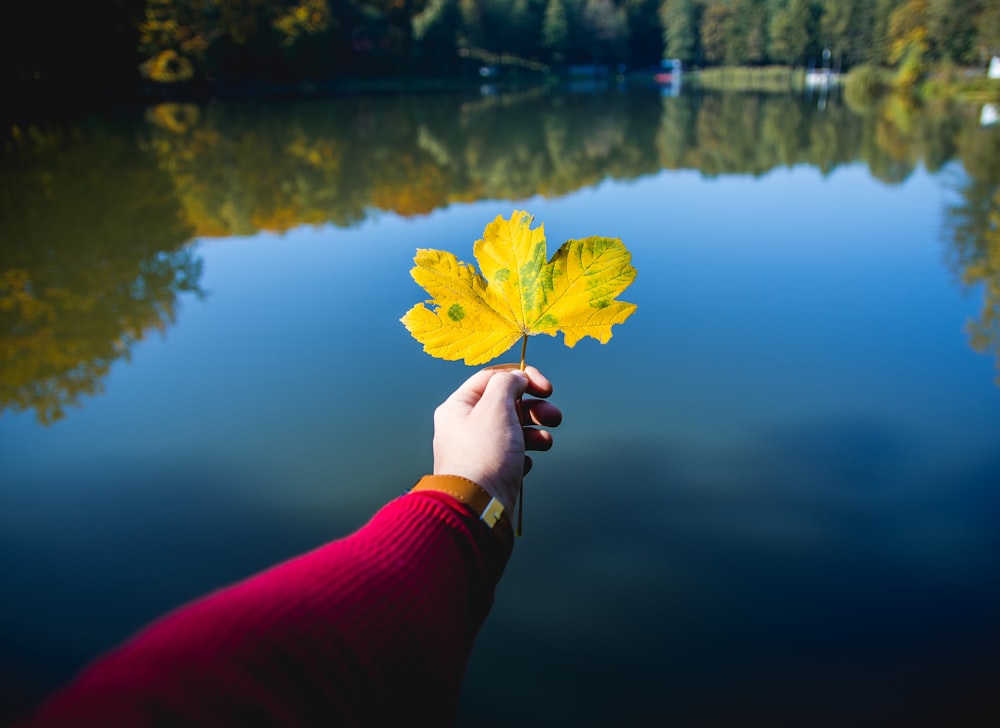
[22,489,513,727]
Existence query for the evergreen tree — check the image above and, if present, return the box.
[820,0,872,70]
[927,0,981,64]
[768,0,816,67]
[979,0,1000,60]
[543,0,571,62]
[458,0,486,49]
[413,0,462,72]
[581,0,629,63]
[700,0,735,65]
[660,0,698,64]
[740,0,770,65]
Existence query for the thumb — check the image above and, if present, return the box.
[479,369,529,416]
[443,368,497,412]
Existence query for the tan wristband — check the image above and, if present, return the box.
[410,475,513,550]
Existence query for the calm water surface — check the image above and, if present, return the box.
[2,87,1000,726]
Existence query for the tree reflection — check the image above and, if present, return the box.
[141,90,666,233]
[136,88,1000,385]
[145,89,965,235]
[0,120,202,424]
[659,92,865,177]
[944,121,1000,383]
[3,88,999,421]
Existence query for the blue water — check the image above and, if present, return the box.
[3,115,1000,726]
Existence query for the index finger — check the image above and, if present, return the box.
[522,364,553,399]
[483,362,552,399]
[444,365,528,411]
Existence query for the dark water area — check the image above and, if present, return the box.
[2,85,1000,726]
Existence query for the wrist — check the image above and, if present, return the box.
[410,474,514,550]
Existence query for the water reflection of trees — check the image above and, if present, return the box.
[3,89,1000,420]
[142,90,667,235]
[142,89,978,230]
[0,121,202,424]
[135,89,1000,384]
[944,123,1000,383]
[658,92,859,176]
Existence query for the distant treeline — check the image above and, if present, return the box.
[4,1,1000,109]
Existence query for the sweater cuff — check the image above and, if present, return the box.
[407,475,514,568]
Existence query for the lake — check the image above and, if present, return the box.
[2,84,1000,726]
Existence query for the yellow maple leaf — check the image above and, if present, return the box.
[401,210,637,366]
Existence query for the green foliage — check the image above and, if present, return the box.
[977,0,1000,59]
[660,0,699,64]
[581,0,630,63]
[721,0,770,66]
[820,0,875,69]
[768,0,817,67]
[927,0,981,65]
[700,1,735,65]
[9,0,999,104]
[543,0,570,61]
[695,65,804,92]
[896,45,930,91]
[844,63,889,109]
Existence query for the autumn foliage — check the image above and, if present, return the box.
[401,211,636,366]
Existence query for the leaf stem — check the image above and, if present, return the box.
[517,333,528,536]
[517,484,523,537]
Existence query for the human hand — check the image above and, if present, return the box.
[432,364,562,513]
